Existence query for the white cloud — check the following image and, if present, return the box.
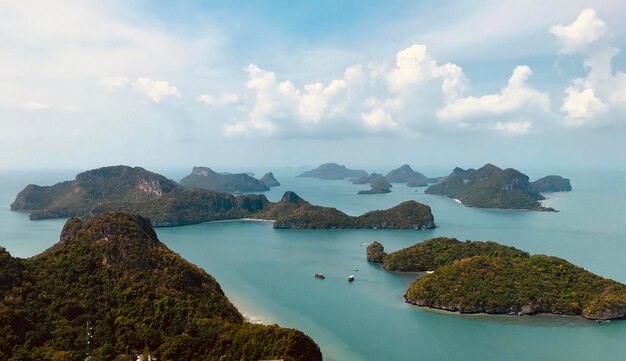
[550,8,608,55]
[386,44,467,102]
[225,63,357,136]
[133,78,182,103]
[198,92,239,107]
[98,76,129,91]
[438,66,550,123]
[361,108,399,132]
[553,8,626,126]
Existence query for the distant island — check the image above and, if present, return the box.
[352,173,392,194]
[0,212,322,360]
[530,175,572,192]
[357,179,392,195]
[297,163,368,180]
[255,191,434,229]
[368,238,626,320]
[424,163,569,211]
[385,164,434,187]
[180,166,269,192]
[11,165,435,230]
[261,172,281,187]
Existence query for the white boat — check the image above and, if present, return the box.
[348,275,355,282]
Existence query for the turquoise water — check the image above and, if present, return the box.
[1,169,626,360]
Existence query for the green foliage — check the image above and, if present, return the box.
[402,249,626,320]
[366,242,386,263]
[425,164,555,211]
[0,213,321,360]
[382,237,528,271]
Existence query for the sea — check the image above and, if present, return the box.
[1,166,625,361]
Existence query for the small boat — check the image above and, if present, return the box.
[354,268,359,271]
[348,275,355,282]
[426,270,434,274]
[314,273,326,279]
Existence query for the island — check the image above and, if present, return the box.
[255,191,435,229]
[11,165,436,230]
[357,179,392,195]
[385,164,432,186]
[0,212,322,360]
[297,163,368,180]
[424,163,557,211]
[180,166,269,192]
[261,172,281,187]
[368,238,626,320]
[530,175,572,192]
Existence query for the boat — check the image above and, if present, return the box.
[348,275,355,282]
[426,270,434,274]
[354,268,359,271]
[314,273,326,279]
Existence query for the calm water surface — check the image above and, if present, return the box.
[1,168,625,361]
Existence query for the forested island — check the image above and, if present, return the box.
[256,191,434,229]
[0,212,322,360]
[384,164,435,187]
[179,166,269,192]
[297,163,368,180]
[424,164,570,211]
[368,238,626,320]
[11,165,435,230]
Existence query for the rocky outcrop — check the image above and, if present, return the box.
[297,163,368,180]
[261,172,281,187]
[367,241,386,263]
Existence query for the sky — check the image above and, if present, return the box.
[1,0,625,172]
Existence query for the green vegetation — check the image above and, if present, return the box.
[179,166,269,192]
[425,164,556,211]
[405,255,626,320]
[366,241,386,263]
[381,237,527,271]
[297,163,368,180]
[0,212,322,360]
[369,237,626,320]
[256,192,435,229]
[11,166,435,230]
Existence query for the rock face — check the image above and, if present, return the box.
[180,166,269,192]
[425,163,556,211]
[385,164,432,187]
[366,241,386,263]
[11,166,436,231]
[530,175,572,192]
[297,163,368,180]
[371,237,626,321]
[261,172,281,187]
[0,212,323,360]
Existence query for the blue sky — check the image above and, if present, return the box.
[0,0,625,171]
